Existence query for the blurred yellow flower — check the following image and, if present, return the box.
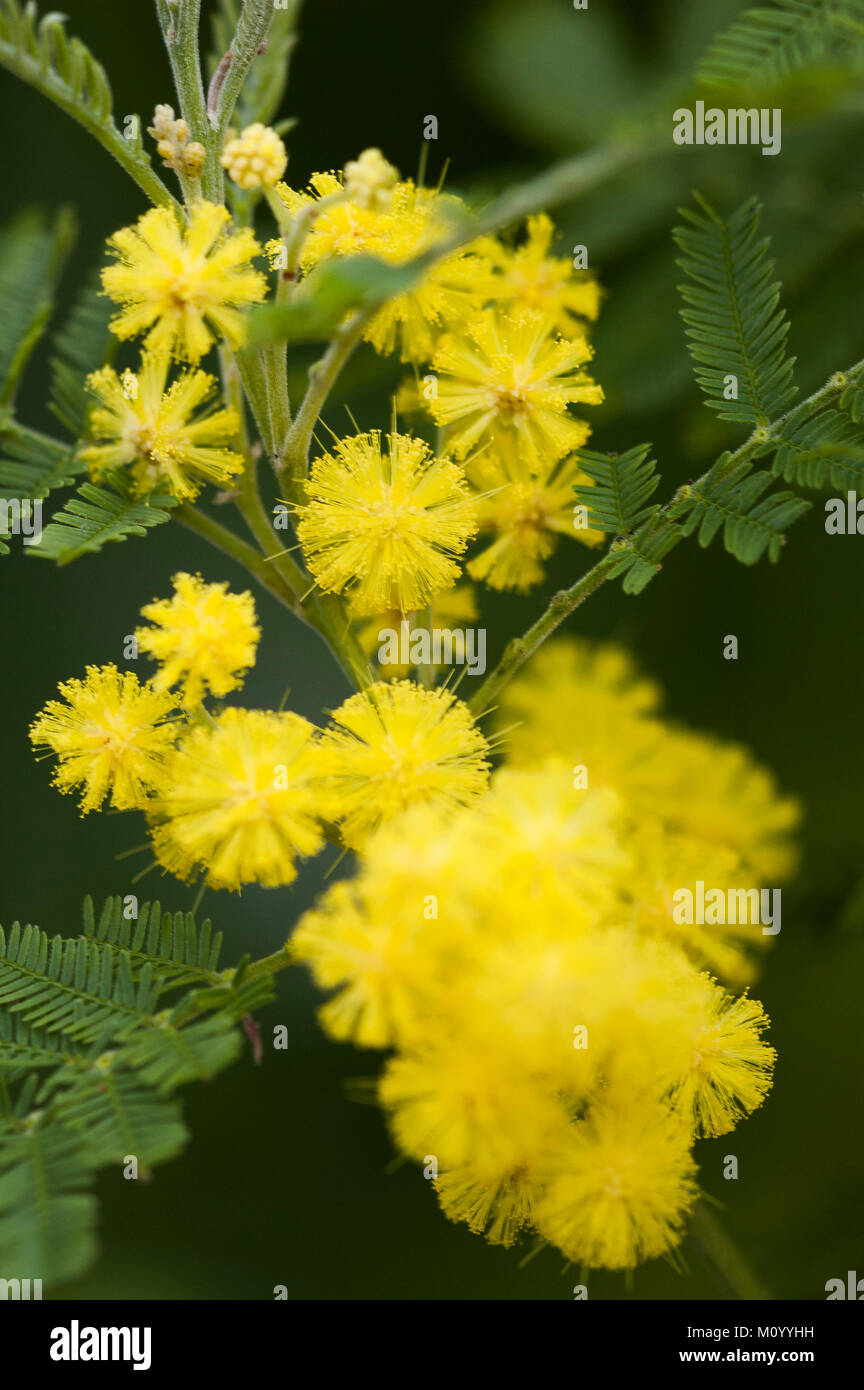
[135,573,260,707]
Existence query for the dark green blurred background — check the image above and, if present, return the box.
[1,0,863,1299]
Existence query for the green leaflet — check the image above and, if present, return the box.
[574,444,661,534]
[30,472,178,564]
[674,195,797,426]
[247,254,424,346]
[699,0,864,89]
[0,207,76,408]
[0,0,174,209]
[680,461,811,564]
[0,897,276,1288]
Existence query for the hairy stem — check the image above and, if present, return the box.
[0,20,178,211]
[156,0,211,194]
[281,311,371,482]
[206,0,275,201]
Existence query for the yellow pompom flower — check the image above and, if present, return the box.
[101,201,266,362]
[379,1026,569,1179]
[292,803,467,1049]
[80,352,243,501]
[221,122,287,189]
[150,708,326,891]
[489,213,601,334]
[671,989,777,1137]
[428,307,604,470]
[29,665,179,814]
[135,573,260,707]
[318,681,490,848]
[466,453,604,592]
[295,430,478,616]
[276,170,493,360]
[534,1102,698,1270]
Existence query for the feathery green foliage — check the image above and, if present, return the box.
[699,0,864,89]
[0,896,276,1287]
[574,444,661,534]
[0,422,81,501]
[49,282,114,438]
[0,207,76,408]
[679,459,811,564]
[31,473,177,564]
[674,195,797,426]
[770,408,864,489]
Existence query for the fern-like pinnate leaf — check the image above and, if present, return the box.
[680,461,811,564]
[0,207,75,407]
[675,195,797,427]
[574,444,661,534]
[0,0,175,209]
[0,1119,99,1285]
[49,281,114,437]
[771,409,864,489]
[0,421,81,500]
[699,0,864,89]
[31,472,177,563]
[82,895,225,993]
[0,897,276,1287]
[607,517,684,595]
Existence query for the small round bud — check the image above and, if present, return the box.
[343,147,397,210]
[220,122,287,189]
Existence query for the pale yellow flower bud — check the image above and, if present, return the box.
[343,148,397,210]
[221,123,287,190]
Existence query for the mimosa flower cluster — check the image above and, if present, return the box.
[85,140,607,608]
[29,576,492,889]
[292,637,799,1270]
[25,106,800,1281]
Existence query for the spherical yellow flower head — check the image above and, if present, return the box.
[534,1102,698,1270]
[356,584,478,680]
[80,352,243,501]
[29,664,179,814]
[379,1025,571,1179]
[296,431,478,616]
[466,453,604,593]
[135,572,260,707]
[150,708,326,891]
[467,765,626,927]
[627,825,769,987]
[221,123,287,189]
[670,988,776,1137]
[500,638,665,787]
[499,638,799,983]
[101,202,266,363]
[343,147,398,210]
[292,742,779,1269]
[638,725,801,883]
[318,681,490,849]
[489,213,601,335]
[292,803,470,1050]
[276,171,494,360]
[428,307,604,471]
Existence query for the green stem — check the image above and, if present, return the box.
[174,502,373,691]
[470,358,864,715]
[206,0,275,202]
[281,311,371,482]
[688,1201,771,1300]
[156,0,212,193]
